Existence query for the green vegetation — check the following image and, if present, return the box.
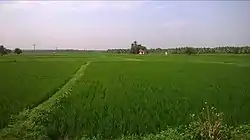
[0,53,250,140]
[107,41,148,54]
[14,48,22,55]
[0,60,82,129]
[130,41,147,54]
[107,46,250,54]
[185,47,197,55]
[0,45,11,55]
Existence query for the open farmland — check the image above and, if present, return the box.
[0,53,250,139]
[0,59,83,129]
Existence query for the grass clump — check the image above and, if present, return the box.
[184,102,232,140]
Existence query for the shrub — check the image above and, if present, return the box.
[231,125,250,140]
[0,45,11,55]
[184,102,232,140]
[14,48,22,55]
[185,47,197,55]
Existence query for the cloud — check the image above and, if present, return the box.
[0,1,144,13]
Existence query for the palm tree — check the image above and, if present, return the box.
[133,41,137,46]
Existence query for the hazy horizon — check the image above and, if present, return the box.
[1,1,250,50]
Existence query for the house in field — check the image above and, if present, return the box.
[139,49,145,55]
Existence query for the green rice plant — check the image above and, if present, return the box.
[0,61,82,129]
[6,60,248,139]
[1,54,250,139]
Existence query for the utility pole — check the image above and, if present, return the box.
[33,44,36,52]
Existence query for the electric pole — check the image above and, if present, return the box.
[33,44,36,52]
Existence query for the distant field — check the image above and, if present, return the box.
[0,53,250,139]
[0,60,82,129]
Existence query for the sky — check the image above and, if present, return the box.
[0,1,250,50]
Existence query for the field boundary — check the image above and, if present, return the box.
[33,61,91,109]
[190,60,250,67]
[0,61,91,139]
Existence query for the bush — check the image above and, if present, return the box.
[14,48,22,55]
[185,47,197,55]
[0,45,11,55]
[231,125,250,140]
[184,103,232,140]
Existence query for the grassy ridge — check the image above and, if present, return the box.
[0,61,82,129]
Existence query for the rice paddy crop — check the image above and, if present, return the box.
[0,54,250,139]
[14,60,249,139]
[0,61,82,129]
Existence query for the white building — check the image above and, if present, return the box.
[139,49,145,55]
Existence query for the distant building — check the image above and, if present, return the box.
[139,49,145,55]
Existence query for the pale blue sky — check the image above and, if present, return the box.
[0,1,250,50]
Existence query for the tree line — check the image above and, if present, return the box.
[0,45,22,56]
[158,46,250,54]
[107,45,250,55]
[107,41,148,54]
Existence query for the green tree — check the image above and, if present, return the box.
[130,41,138,54]
[0,45,11,55]
[14,48,22,55]
[185,47,197,55]
[0,45,5,55]
[130,41,147,54]
[6,49,11,54]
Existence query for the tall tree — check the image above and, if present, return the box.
[130,41,147,54]
[0,45,9,55]
[0,45,5,55]
[14,48,22,55]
